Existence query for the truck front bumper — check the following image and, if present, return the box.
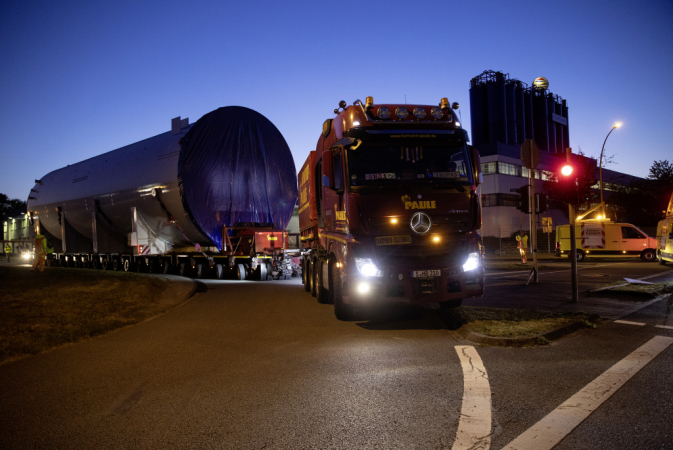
[344,263,484,305]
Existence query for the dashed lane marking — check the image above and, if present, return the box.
[501,335,673,450]
[614,320,647,326]
[453,346,491,450]
[655,325,673,330]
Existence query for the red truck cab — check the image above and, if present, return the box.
[299,97,484,320]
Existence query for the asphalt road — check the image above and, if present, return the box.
[1,260,672,449]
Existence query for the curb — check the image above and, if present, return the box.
[455,315,600,347]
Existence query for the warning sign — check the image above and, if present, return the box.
[581,222,605,249]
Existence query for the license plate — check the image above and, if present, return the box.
[375,235,412,246]
[411,269,441,278]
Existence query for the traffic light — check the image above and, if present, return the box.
[516,185,531,213]
[577,174,598,204]
[558,162,579,205]
[536,193,548,214]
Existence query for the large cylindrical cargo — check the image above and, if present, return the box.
[27,106,298,255]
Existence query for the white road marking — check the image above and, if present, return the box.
[501,335,673,450]
[655,325,673,330]
[453,346,491,450]
[614,320,647,326]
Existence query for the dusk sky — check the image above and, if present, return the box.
[1,0,671,202]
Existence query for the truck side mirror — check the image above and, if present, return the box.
[469,146,482,186]
[321,149,334,189]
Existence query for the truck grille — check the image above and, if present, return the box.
[374,234,466,266]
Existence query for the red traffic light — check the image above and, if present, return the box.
[561,164,574,177]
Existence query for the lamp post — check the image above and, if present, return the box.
[599,122,621,218]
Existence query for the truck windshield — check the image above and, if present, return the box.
[346,143,473,186]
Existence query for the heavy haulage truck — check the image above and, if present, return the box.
[26,106,300,280]
[299,97,485,320]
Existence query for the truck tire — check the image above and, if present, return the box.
[576,251,585,262]
[641,249,656,262]
[303,259,312,292]
[316,259,330,304]
[236,263,246,280]
[310,260,318,297]
[658,252,667,265]
[332,264,355,321]
[259,262,267,281]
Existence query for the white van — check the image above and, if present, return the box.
[555,220,657,262]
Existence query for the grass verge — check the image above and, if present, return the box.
[0,266,172,365]
[592,281,673,297]
[452,306,597,339]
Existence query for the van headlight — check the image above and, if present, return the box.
[354,257,383,277]
[462,252,480,272]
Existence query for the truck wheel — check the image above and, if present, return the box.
[310,260,318,297]
[259,262,267,281]
[576,251,585,262]
[332,265,355,321]
[236,263,246,280]
[316,259,330,304]
[641,249,656,262]
[658,252,667,265]
[303,259,312,292]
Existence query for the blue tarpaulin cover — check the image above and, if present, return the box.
[178,106,297,250]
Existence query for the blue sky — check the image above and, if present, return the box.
[1,0,672,201]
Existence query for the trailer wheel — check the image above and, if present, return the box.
[91,259,100,270]
[164,262,173,274]
[113,259,121,271]
[641,249,656,262]
[197,264,209,279]
[236,263,246,280]
[316,259,330,304]
[333,263,354,321]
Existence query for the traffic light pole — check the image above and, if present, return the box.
[529,169,538,283]
[566,148,579,302]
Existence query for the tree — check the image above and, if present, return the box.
[609,160,673,226]
[0,194,27,223]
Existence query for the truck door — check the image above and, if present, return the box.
[620,225,647,253]
[323,148,345,234]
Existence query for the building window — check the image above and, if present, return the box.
[481,162,497,175]
[481,193,521,207]
[498,162,519,176]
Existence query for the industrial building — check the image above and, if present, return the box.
[469,70,640,240]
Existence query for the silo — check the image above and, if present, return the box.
[514,81,527,143]
[505,81,517,144]
[546,93,557,154]
[469,81,488,146]
[487,72,508,144]
[533,92,549,151]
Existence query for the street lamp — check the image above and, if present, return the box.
[599,122,621,217]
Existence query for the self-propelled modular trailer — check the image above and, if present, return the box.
[26,106,300,280]
[299,98,485,320]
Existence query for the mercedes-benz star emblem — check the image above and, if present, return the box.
[410,212,432,235]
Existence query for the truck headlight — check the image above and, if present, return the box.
[22,252,32,260]
[354,257,383,277]
[462,252,480,272]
